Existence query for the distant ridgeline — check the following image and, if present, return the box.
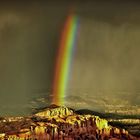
[35,105,74,118]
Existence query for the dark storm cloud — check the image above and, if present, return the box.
[67,1,140,112]
[0,1,140,116]
[0,1,71,116]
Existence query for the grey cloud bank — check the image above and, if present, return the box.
[0,1,140,116]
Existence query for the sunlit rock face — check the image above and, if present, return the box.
[35,105,74,118]
[0,106,139,140]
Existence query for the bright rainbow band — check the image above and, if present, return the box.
[52,13,79,105]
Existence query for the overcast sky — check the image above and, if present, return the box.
[0,1,140,116]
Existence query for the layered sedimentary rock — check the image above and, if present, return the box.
[35,105,74,118]
[0,105,139,140]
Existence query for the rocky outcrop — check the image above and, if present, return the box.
[35,105,74,118]
[0,105,139,140]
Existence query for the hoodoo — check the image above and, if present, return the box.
[0,106,139,139]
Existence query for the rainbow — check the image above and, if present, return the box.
[52,13,80,105]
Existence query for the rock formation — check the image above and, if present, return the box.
[0,105,139,140]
